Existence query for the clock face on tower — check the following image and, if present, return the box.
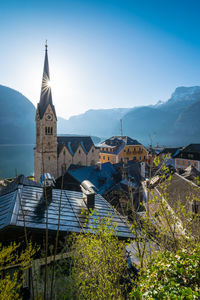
[46,113,53,121]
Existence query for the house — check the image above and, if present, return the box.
[0,175,133,245]
[159,147,181,168]
[98,136,148,164]
[34,44,99,182]
[56,162,121,196]
[174,144,200,171]
[142,171,200,238]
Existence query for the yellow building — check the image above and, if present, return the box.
[99,136,148,164]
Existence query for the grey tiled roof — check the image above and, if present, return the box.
[0,180,133,239]
[175,144,200,160]
[57,136,94,156]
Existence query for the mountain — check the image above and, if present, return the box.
[1,84,200,148]
[58,108,130,137]
[0,85,35,144]
[122,86,200,146]
[58,86,200,146]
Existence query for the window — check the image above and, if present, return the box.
[92,149,94,153]
[188,161,191,166]
[103,156,105,160]
[79,150,81,154]
[45,127,53,135]
[108,157,110,160]
[139,156,141,160]
[144,156,146,160]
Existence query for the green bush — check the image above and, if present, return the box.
[131,244,200,299]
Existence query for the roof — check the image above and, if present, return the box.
[178,165,200,184]
[0,174,40,196]
[99,136,142,155]
[175,144,200,160]
[0,176,132,239]
[57,136,94,156]
[38,46,57,119]
[100,136,141,147]
[160,147,181,157]
[67,162,121,195]
[154,172,200,230]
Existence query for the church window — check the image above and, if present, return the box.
[63,150,66,156]
[45,127,53,135]
[79,150,81,154]
[92,149,94,153]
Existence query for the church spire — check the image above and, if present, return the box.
[38,42,57,119]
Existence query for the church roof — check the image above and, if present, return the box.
[57,136,94,156]
[38,44,57,119]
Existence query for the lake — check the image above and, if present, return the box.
[0,144,34,179]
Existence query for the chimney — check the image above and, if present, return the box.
[95,162,102,171]
[80,180,96,211]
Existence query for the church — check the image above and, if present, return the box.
[34,44,99,182]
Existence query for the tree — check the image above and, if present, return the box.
[67,215,130,300]
[131,244,200,299]
[0,242,37,299]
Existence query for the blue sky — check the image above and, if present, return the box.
[0,0,200,118]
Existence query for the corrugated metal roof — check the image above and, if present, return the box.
[0,183,133,239]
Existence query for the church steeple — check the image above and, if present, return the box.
[38,42,57,119]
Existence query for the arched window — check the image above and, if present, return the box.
[45,127,53,135]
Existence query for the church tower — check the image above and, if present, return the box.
[34,43,57,181]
